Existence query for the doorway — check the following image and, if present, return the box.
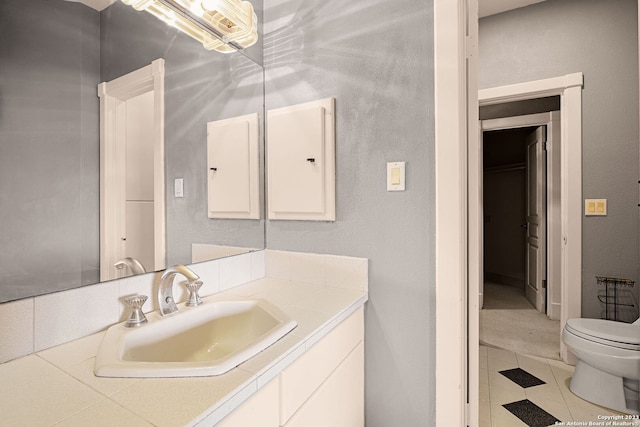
[473,79,584,367]
[98,59,166,281]
[481,111,562,318]
[479,112,563,361]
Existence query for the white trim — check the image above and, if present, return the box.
[477,74,583,364]
[434,0,476,425]
[481,111,555,130]
[99,59,166,281]
[478,73,583,105]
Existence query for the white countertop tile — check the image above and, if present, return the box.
[38,332,105,368]
[63,357,143,397]
[0,277,367,426]
[54,399,154,427]
[110,369,255,427]
[0,355,104,426]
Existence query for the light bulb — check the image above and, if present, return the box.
[201,0,220,12]
[189,1,205,17]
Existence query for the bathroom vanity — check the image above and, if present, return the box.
[0,251,368,426]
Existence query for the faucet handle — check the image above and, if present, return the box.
[185,281,203,307]
[124,295,148,327]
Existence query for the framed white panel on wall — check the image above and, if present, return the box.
[267,97,336,221]
[207,113,260,219]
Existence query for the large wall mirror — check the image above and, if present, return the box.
[0,0,265,303]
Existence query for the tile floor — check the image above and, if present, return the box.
[479,344,638,427]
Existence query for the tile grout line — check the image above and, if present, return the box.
[545,357,577,422]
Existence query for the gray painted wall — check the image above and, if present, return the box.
[263,0,435,425]
[479,0,640,320]
[0,0,100,301]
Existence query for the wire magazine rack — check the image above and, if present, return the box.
[596,276,637,323]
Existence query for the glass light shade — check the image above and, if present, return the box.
[122,0,258,53]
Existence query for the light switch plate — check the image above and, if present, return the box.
[387,162,405,191]
[585,198,606,216]
[174,178,184,198]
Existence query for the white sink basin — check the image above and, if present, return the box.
[94,299,297,378]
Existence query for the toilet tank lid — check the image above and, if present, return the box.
[566,318,640,345]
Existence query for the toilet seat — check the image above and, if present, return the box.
[565,318,640,351]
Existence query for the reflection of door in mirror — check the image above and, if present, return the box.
[98,59,166,281]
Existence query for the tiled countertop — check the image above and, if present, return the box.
[0,278,368,427]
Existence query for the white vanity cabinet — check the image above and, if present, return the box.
[267,98,336,221]
[217,378,280,427]
[219,307,364,427]
[280,307,364,426]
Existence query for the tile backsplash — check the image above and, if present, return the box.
[0,251,265,364]
[265,250,368,292]
[0,249,367,364]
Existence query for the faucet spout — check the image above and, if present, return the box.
[114,257,146,275]
[158,265,200,316]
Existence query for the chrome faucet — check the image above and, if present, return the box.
[158,265,200,316]
[114,257,146,275]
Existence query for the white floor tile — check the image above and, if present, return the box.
[524,381,566,405]
[488,381,527,406]
[490,403,529,427]
[479,397,492,425]
[479,344,630,427]
[527,395,573,423]
[516,353,556,384]
[479,364,490,385]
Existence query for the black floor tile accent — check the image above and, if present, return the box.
[503,399,561,427]
[499,367,546,388]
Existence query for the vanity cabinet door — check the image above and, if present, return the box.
[219,307,364,427]
[216,378,279,427]
[280,308,363,425]
[283,342,364,427]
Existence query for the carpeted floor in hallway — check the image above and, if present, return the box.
[480,282,561,360]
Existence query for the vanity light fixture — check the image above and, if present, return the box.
[122,0,258,53]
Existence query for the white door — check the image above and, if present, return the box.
[123,91,155,274]
[526,126,547,313]
[99,59,166,281]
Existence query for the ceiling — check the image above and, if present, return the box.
[64,0,118,11]
[67,0,547,21]
[479,0,547,18]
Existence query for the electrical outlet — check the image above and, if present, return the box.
[585,198,606,216]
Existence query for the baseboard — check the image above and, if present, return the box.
[548,302,561,321]
[485,272,525,289]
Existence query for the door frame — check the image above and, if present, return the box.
[98,59,166,281]
[434,1,584,423]
[478,76,583,364]
[434,1,478,425]
[436,0,640,424]
[481,111,562,321]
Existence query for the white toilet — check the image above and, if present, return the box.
[562,317,640,414]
